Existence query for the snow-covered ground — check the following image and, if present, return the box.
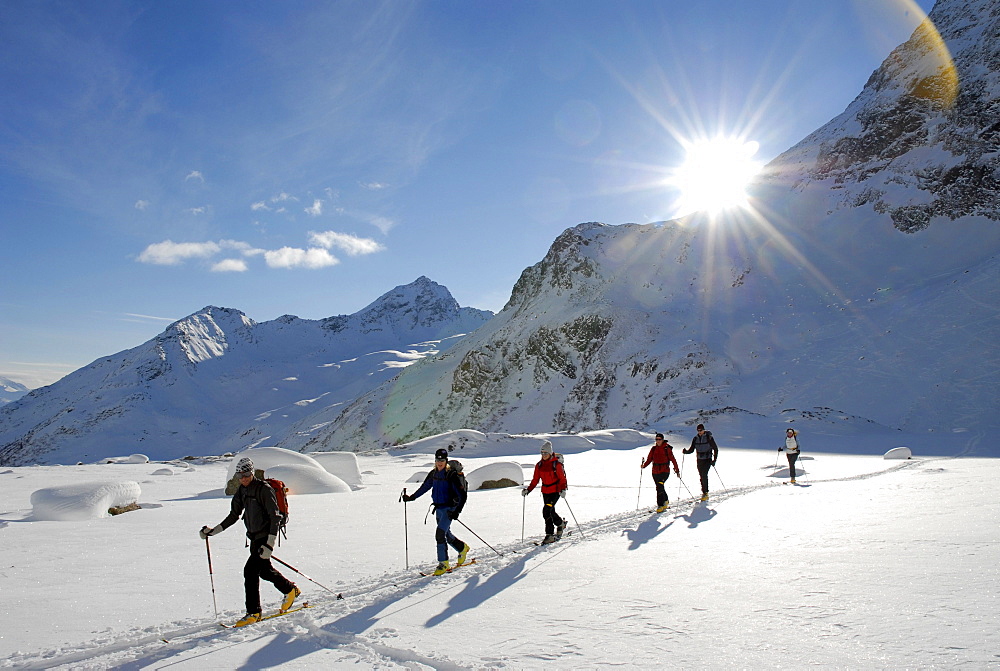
[1,430,997,669]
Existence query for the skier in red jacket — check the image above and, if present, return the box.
[522,441,568,544]
[641,433,680,512]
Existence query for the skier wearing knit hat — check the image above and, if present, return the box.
[402,448,470,575]
[523,441,568,544]
[199,456,299,626]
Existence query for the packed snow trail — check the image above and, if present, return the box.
[6,457,928,670]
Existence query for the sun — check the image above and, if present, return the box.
[667,136,763,217]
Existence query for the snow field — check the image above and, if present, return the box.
[0,438,997,668]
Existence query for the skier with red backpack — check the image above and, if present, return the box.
[522,441,568,544]
[199,457,300,627]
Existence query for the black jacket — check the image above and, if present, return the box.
[684,431,719,462]
[220,478,282,540]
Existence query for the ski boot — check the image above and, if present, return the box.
[456,543,470,566]
[700,493,709,502]
[433,561,451,576]
[234,612,262,627]
[281,585,301,613]
[555,520,568,540]
[541,534,557,545]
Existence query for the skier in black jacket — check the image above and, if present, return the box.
[683,424,719,501]
[200,457,299,627]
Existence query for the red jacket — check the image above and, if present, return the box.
[642,443,679,475]
[527,456,567,494]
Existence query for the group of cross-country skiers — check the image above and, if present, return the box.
[200,423,801,626]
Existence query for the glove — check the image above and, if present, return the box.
[259,534,277,559]
[521,488,530,497]
[559,489,567,499]
[449,510,459,520]
[402,494,414,503]
[674,469,680,476]
[778,447,784,452]
[711,460,717,467]
[199,525,219,540]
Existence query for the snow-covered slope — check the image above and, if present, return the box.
[0,434,996,668]
[0,277,492,466]
[295,0,1000,454]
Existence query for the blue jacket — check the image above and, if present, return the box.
[411,466,467,516]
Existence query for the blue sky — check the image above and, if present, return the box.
[0,0,935,388]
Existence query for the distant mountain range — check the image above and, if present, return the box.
[0,277,492,465]
[1,0,997,465]
[0,377,29,405]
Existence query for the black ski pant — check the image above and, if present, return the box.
[541,492,564,535]
[696,459,712,494]
[652,471,670,507]
[245,535,294,614]
[786,451,799,479]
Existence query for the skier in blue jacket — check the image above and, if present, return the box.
[403,448,469,575]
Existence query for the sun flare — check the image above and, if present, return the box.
[668,137,763,217]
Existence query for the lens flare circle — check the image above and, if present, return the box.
[669,136,763,217]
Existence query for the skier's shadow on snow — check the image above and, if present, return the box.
[622,514,674,551]
[679,502,717,528]
[423,551,533,628]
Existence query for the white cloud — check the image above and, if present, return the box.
[185,171,205,182]
[367,215,396,234]
[361,181,388,190]
[305,199,323,216]
[135,200,149,211]
[264,247,339,269]
[212,259,249,272]
[309,230,386,256]
[184,206,207,215]
[251,201,270,211]
[138,240,221,265]
[271,192,297,203]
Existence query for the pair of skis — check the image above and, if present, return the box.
[219,602,314,628]
[418,557,478,577]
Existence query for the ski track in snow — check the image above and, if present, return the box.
[9,458,926,670]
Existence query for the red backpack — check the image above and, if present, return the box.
[264,478,289,541]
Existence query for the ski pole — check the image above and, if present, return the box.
[636,458,644,511]
[678,452,686,499]
[455,519,503,557]
[712,464,729,493]
[562,496,585,538]
[676,473,695,499]
[399,488,409,569]
[521,489,526,542]
[271,555,342,597]
[205,537,219,618]
[773,448,782,472]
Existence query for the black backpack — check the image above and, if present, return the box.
[448,459,468,493]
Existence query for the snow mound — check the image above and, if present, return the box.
[467,462,524,490]
[126,454,149,464]
[225,447,325,483]
[151,468,173,476]
[30,481,142,521]
[884,446,912,460]
[406,470,427,484]
[306,452,363,487]
[263,464,350,495]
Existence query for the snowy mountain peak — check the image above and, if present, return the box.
[159,306,257,365]
[0,279,493,465]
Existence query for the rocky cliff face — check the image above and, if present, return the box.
[761,0,1000,233]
